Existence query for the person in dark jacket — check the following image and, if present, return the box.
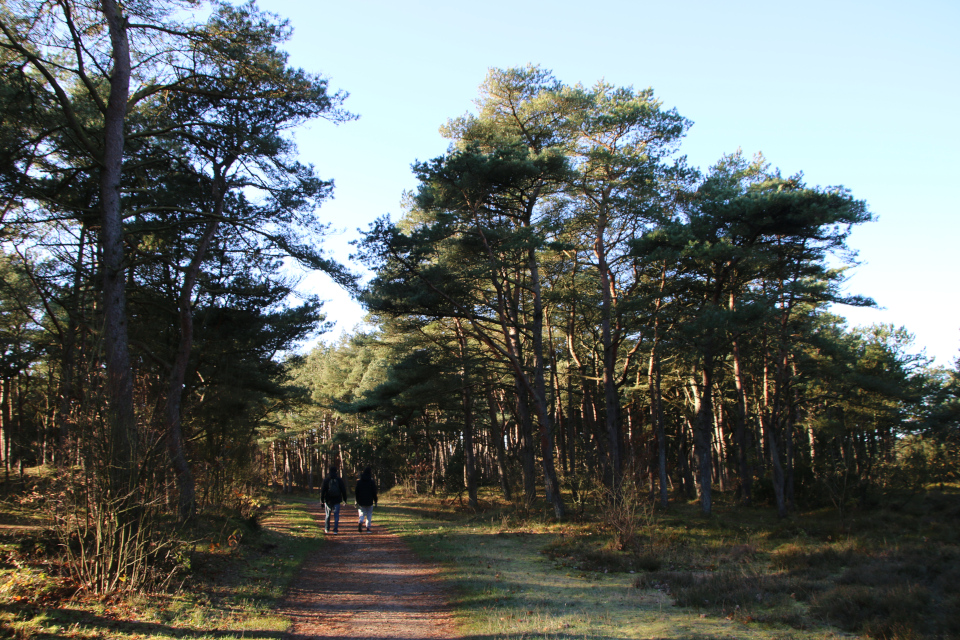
[321,465,348,534]
[354,466,378,533]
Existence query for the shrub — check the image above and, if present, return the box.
[635,553,662,572]
[770,542,861,572]
[811,583,930,637]
[599,480,654,551]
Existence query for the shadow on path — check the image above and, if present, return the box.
[279,502,461,640]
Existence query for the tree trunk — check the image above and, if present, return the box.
[594,218,623,493]
[455,319,478,509]
[283,443,292,494]
[270,442,278,487]
[648,346,668,508]
[693,359,715,516]
[1,378,9,480]
[527,249,565,519]
[547,321,569,479]
[678,418,696,499]
[731,332,753,505]
[714,395,727,491]
[514,380,538,505]
[100,0,138,495]
[601,328,623,492]
[485,382,512,500]
[565,373,578,497]
[57,225,87,463]
[164,217,221,521]
[762,352,788,518]
[307,435,315,492]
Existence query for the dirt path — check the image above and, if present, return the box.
[280,502,462,640]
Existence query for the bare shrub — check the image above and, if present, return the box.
[52,468,186,595]
[599,479,655,551]
[398,476,420,499]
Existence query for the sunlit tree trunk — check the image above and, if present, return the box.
[692,345,716,515]
[485,381,512,500]
[731,326,753,505]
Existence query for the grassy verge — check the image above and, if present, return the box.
[0,493,324,640]
[377,486,960,640]
[376,492,802,640]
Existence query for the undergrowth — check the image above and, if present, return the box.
[0,490,323,640]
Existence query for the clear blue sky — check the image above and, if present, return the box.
[256,0,960,366]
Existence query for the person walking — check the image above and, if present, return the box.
[321,465,348,534]
[354,466,378,533]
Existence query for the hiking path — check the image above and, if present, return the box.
[279,502,462,640]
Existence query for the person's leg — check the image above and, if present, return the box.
[361,505,373,530]
[332,503,340,532]
[324,503,332,533]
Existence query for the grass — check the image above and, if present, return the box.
[0,492,325,640]
[376,484,960,640]
[376,490,827,640]
[1,474,958,640]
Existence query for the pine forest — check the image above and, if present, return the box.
[0,2,957,640]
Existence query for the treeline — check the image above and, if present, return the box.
[0,1,349,592]
[273,67,959,518]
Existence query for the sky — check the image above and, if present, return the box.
[254,0,959,366]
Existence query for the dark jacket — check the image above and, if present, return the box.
[354,473,378,508]
[321,476,347,505]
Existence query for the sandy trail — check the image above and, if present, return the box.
[280,502,461,640]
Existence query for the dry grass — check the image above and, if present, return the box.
[381,484,960,640]
[0,492,324,640]
[378,487,835,639]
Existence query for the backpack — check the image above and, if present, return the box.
[327,478,341,500]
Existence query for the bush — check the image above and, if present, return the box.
[598,480,655,552]
[634,567,819,626]
[770,542,861,572]
[811,583,930,636]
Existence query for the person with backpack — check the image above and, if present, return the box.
[321,465,348,534]
[354,466,378,533]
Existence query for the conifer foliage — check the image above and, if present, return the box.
[318,66,952,518]
[0,8,955,597]
[0,0,349,591]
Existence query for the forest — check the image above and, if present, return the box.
[0,0,957,625]
[272,66,958,522]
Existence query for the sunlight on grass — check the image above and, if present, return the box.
[0,494,325,640]
[376,490,837,640]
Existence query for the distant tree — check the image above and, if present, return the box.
[0,251,46,475]
[633,152,870,515]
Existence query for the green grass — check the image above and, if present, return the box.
[376,490,833,640]
[377,485,960,640]
[0,493,325,640]
[2,478,957,640]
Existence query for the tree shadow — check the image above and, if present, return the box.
[0,602,286,639]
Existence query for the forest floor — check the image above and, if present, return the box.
[1,475,959,640]
[378,486,960,640]
[278,501,461,640]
